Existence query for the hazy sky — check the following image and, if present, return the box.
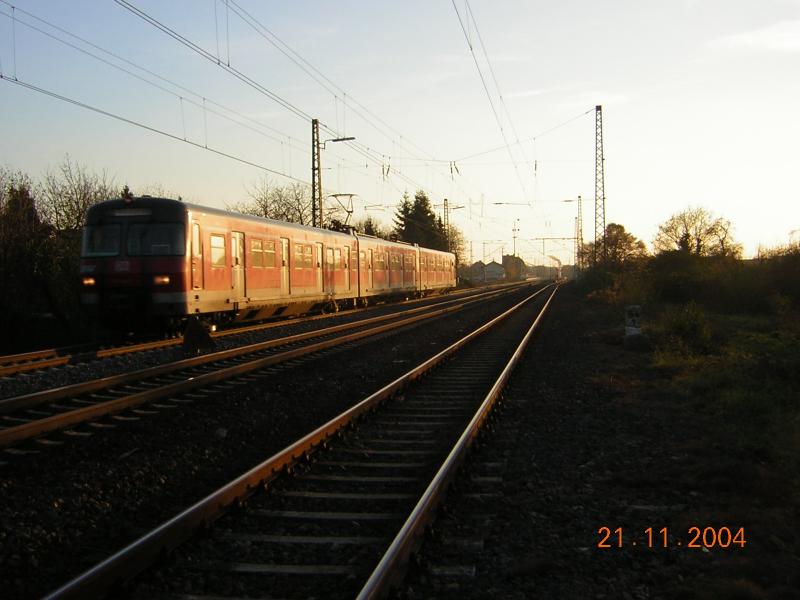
[1,0,798,265]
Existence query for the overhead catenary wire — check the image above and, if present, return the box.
[222,0,492,208]
[226,0,442,163]
[112,0,484,207]
[0,74,308,184]
[463,1,535,188]
[114,0,547,230]
[4,1,582,258]
[0,1,310,154]
[456,107,594,162]
[114,0,312,122]
[451,0,528,203]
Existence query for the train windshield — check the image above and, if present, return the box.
[127,223,186,256]
[81,224,122,257]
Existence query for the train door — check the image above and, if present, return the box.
[280,238,290,295]
[344,245,351,292]
[231,231,245,300]
[325,247,334,294]
[315,243,323,292]
[191,221,203,289]
[368,249,374,290]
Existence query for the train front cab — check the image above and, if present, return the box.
[80,198,191,330]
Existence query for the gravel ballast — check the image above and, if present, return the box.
[0,286,534,599]
[402,285,800,599]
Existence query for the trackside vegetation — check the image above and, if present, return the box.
[578,215,799,595]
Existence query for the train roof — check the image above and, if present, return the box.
[86,196,455,257]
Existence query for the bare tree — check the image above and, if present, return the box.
[39,155,115,231]
[228,177,312,225]
[447,224,467,266]
[138,182,185,200]
[653,207,742,258]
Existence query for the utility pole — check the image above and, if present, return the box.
[311,118,354,229]
[443,198,449,250]
[311,118,322,228]
[563,195,583,273]
[574,217,579,274]
[512,219,520,257]
[594,105,606,265]
[437,198,464,253]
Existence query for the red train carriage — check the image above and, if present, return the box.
[80,197,455,330]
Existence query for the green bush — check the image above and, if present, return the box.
[659,301,713,355]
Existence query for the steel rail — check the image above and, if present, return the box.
[0,283,525,378]
[0,285,517,415]
[44,284,554,600]
[0,343,97,377]
[357,284,559,599]
[0,285,525,448]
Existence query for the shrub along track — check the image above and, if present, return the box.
[0,282,543,599]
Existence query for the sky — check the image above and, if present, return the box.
[1,0,798,266]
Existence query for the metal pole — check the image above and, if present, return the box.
[311,118,322,228]
[443,198,450,251]
[594,105,606,264]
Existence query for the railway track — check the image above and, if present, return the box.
[0,284,528,451]
[0,283,521,379]
[45,283,558,599]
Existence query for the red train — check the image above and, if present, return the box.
[79,196,456,330]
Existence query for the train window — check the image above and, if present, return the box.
[81,224,121,257]
[192,223,201,257]
[264,241,276,268]
[334,248,342,269]
[374,253,385,270]
[251,239,264,268]
[127,224,185,256]
[294,244,304,268]
[389,255,400,271]
[351,250,358,269]
[304,245,313,268]
[359,251,366,270]
[404,255,414,270]
[210,234,226,267]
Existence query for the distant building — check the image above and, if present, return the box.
[459,260,505,283]
[502,254,525,281]
[484,260,505,281]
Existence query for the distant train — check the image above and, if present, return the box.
[79,196,456,330]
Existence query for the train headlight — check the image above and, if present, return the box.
[153,275,171,285]
[82,277,96,286]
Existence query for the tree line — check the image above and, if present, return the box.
[0,158,119,350]
[581,207,798,316]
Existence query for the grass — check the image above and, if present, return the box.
[650,308,800,465]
